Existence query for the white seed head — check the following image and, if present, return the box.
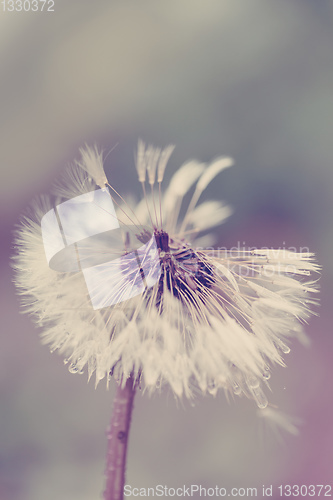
[12,144,320,410]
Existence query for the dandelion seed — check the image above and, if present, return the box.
[257,407,302,438]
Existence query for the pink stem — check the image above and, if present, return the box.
[104,376,136,500]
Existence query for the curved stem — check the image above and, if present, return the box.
[104,376,137,500]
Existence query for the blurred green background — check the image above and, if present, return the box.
[1,1,332,499]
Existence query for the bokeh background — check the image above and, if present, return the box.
[1,1,333,499]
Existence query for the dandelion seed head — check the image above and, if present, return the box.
[12,142,320,408]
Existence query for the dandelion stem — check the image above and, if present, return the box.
[104,376,136,500]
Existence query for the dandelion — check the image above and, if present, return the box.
[13,142,319,499]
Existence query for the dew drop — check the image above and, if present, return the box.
[252,386,268,409]
[247,376,260,389]
[69,363,84,375]
[68,363,79,374]
[280,342,291,354]
[262,366,271,380]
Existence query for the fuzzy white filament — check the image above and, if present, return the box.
[179,157,234,234]
[157,145,175,183]
[75,144,108,189]
[257,407,301,437]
